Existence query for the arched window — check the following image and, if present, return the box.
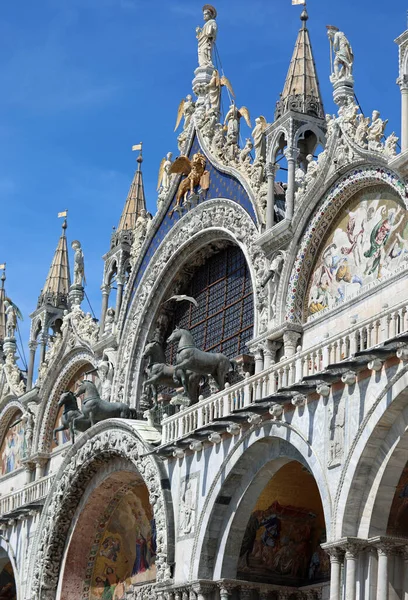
[165,244,254,363]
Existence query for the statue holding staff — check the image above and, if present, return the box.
[327,25,354,81]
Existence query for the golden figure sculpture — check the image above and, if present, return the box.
[169,153,209,215]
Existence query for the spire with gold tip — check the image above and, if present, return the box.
[275,5,324,120]
[38,216,71,309]
[116,143,147,233]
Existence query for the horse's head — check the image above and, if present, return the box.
[58,391,78,409]
[143,340,158,358]
[167,328,182,344]
[75,380,88,396]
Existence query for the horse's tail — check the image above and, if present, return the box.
[229,359,238,373]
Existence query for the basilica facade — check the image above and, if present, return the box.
[1,5,408,600]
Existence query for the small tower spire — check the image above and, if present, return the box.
[117,143,146,232]
[27,214,72,389]
[275,6,324,120]
[39,216,71,308]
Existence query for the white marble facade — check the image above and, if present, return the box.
[2,7,408,600]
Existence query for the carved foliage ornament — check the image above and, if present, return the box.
[115,199,267,401]
[30,428,170,599]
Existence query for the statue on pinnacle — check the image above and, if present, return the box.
[327,25,354,82]
[196,5,218,68]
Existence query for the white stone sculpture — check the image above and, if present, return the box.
[71,240,85,286]
[201,107,218,143]
[174,96,196,133]
[157,152,173,194]
[355,115,370,148]
[368,110,388,151]
[196,5,217,68]
[207,69,234,113]
[384,131,399,157]
[327,26,354,81]
[251,116,267,162]
[131,209,152,262]
[339,98,359,136]
[97,359,114,400]
[304,154,318,186]
[4,300,17,338]
[103,307,116,336]
[240,138,253,169]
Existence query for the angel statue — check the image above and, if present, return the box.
[174,95,196,133]
[71,240,85,287]
[196,4,218,68]
[207,69,234,113]
[4,298,22,339]
[327,26,354,81]
[224,104,251,146]
[169,153,209,215]
[157,152,173,193]
[252,116,267,162]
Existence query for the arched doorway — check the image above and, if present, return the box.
[237,461,329,587]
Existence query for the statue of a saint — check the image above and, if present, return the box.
[368,110,388,150]
[196,5,218,68]
[251,116,267,162]
[71,240,85,286]
[327,26,354,81]
[4,299,19,339]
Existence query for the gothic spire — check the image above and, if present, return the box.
[275,7,324,120]
[117,148,147,233]
[38,219,71,309]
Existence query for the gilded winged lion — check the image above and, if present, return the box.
[169,153,208,215]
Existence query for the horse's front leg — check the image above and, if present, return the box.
[53,425,66,446]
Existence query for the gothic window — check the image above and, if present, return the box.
[165,245,254,365]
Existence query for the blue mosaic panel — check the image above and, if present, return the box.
[125,135,256,316]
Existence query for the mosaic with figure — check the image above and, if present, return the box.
[0,411,26,475]
[306,189,407,319]
[126,135,256,316]
[237,461,329,586]
[86,486,156,599]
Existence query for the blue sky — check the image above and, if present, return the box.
[0,0,406,360]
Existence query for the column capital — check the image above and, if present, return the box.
[265,162,280,178]
[322,537,366,559]
[28,340,38,351]
[191,581,215,596]
[101,283,111,294]
[397,74,408,90]
[369,535,407,555]
[284,146,300,161]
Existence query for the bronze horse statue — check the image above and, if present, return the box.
[142,340,204,405]
[167,328,237,397]
[75,380,138,428]
[53,391,91,445]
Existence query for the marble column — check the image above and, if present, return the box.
[99,283,110,334]
[283,329,301,358]
[284,147,299,221]
[344,543,360,600]
[327,547,345,600]
[218,584,234,600]
[265,162,279,229]
[402,547,408,600]
[399,76,408,152]
[253,345,264,374]
[376,544,392,600]
[115,277,125,321]
[27,340,38,391]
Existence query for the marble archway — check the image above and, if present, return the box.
[26,421,174,600]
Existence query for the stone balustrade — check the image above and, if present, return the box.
[0,472,53,518]
[161,299,408,446]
